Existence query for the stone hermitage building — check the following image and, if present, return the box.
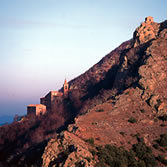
[27,79,69,116]
[145,16,153,22]
[27,104,46,116]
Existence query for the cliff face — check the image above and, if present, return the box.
[42,131,95,167]
[42,18,167,167]
[139,27,167,115]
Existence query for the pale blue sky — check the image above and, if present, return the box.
[0,0,167,116]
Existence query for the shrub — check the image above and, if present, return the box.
[120,131,125,136]
[153,144,159,149]
[132,137,157,167]
[140,109,145,113]
[138,160,146,167]
[96,109,104,112]
[160,124,166,127]
[158,114,167,121]
[96,144,137,167]
[85,157,91,162]
[95,160,106,167]
[132,138,152,159]
[86,138,94,146]
[134,133,141,138]
[95,141,158,167]
[143,154,157,166]
[156,155,167,165]
[157,133,167,147]
[155,99,161,110]
[128,117,137,123]
[92,122,98,125]
[90,149,96,156]
[160,148,166,153]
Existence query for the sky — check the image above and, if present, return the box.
[0,0,167,118]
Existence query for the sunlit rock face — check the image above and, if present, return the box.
[133,16,160,47]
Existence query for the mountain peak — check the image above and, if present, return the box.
[133,16,160,47]
[145,16,154,23]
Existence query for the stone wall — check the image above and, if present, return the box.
[27,104,46,116]
[40,91,63,112]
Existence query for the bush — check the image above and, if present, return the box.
[138,160,146,167]
[128,117,137,123]
[143,154,157,167]
[140,109,145,113]
[85,157,91,162]
[156,155,167,165]
[157,133,167,147]
[96,109,104,112]
[90,149,96,156]
[96,144,137,167]
[153,144,159,149]
[160,148,166,153]
[120,131,125,136]
[95,160,106,167]
[158,114,167,121]
[155,99,161,110]
[133,137,152,157]
[132,137,157,167]
[86,138,94,146]
[160,124,166,127]
[96,138,158,167]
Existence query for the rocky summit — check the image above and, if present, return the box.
[1,17,167,167]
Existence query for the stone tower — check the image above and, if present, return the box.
[63,79,69,97]
[145,16,154,23]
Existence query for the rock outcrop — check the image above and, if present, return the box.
[133,16,160,47]
[42,131,95,167]
[139,27,167,115]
